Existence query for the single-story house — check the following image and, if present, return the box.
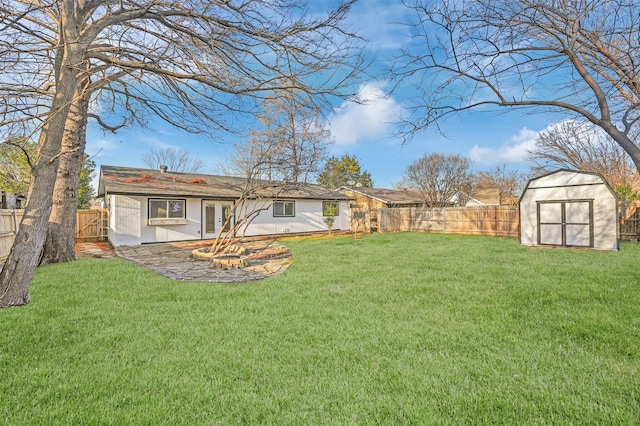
[519,169,619,250]
[98,165,351,246]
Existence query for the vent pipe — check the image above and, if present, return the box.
[159,165,168,173]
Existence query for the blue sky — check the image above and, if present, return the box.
[86,0,568,190]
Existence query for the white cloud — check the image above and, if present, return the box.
[470,127,539,164]
[469,145,492,162]
[330,82,402,145]
[87,137,118,154]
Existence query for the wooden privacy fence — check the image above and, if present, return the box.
[375,202,640,241]
[0,209,107,261]
[377,206,520,237]
[0,210,23,262]
[620,201,640,241]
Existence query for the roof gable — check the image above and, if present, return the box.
[528,169,606,188]
[520,169,618,203]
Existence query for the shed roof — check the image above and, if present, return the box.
[520,169,617,199]
[526,169,610,188]
[98,166,351,200]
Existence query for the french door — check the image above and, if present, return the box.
[202,200,234,239]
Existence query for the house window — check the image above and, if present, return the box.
[148,199,187,225]
[273,201,295,217]
[323,201,339,216]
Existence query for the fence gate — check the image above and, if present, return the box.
[76,209,108,242]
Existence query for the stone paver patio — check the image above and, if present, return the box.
[0,239,294,283]
[113,239,293,283]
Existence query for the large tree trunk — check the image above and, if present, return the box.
[40,80,90,265]
[0,114,70,306]
[0,10,82,308]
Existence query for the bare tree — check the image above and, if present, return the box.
[0,1,85,307]
[392,0,640,174]
[527,120,638,193]
[40,78,92,265]
[401,153,475,207]
[475,165,528,205]
[142,147,205,173]
[220,90,332,183]
[0,0,365,308]
[207,149,295,257]
[210,98,332,253]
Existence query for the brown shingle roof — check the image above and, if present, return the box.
[98,166,351,200]
[339,186,424,206]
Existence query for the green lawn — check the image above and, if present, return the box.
[1,233,639,424]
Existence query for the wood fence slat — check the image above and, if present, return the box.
[620,201,640,241]
[0,210,23,262]
[388,206,522,237]
[388,206,508,237]
[76,209,108,242]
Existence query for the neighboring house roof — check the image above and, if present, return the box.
[338,186,500,207]
[339,186,489,207]
[474,188,501,205]
[339,186,424,206]
[98,165,351,200]
[446,191,487,207]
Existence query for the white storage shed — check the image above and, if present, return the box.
[519,170,619,250]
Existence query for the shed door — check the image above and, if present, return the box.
[537,200,593,247]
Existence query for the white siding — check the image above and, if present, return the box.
[108,194,142,246]
[108,195,202,246]
[107,194,351,246]
[238,199,351,236]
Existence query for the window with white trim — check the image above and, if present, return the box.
[322,201,339,216]
[148,199,187,225]
[273,201,295,217]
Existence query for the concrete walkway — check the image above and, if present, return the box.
[75,241,117,259]
[91,239,293,283]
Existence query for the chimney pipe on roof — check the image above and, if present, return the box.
[159,165,168,173]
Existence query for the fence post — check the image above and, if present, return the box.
[12,209,17,234]
[442,207,446,234]
[482,207,486,235]
[410,207,416,232]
